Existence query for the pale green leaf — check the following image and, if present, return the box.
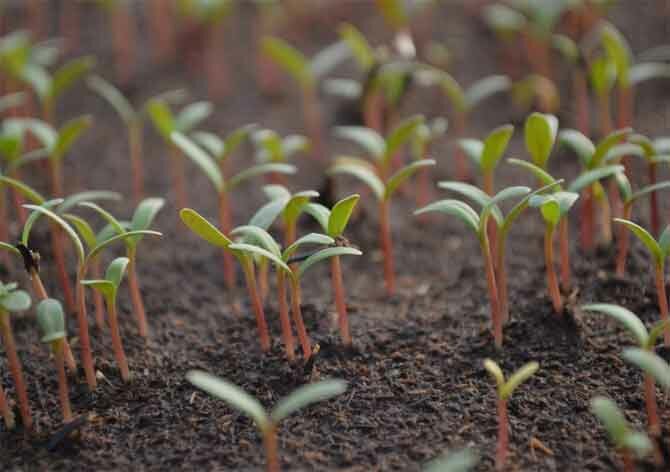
[0,290,31,312]
[171,131,223,191]
[613,218,663,265]
[180,208,232,249]
[338,23,375,70]
[464,75,511,110]
[271,379,347,423]
[581,303,648,346]
[329,158,385,201]
[228,242,291,274]
[328,194,360,237]
[524,112,558,168]
[297,247,361,279]
[88,75,135,123]
[567,165,623,193]
[24,203,85,264]
[385,159,435,200]
[230,225,282,258]
[500,361,539,400]
[227,163,296,190]
[175,101,212,133]
[622,348,670,390]
[334,126,385,158]
[423,448,479,472]
[262,36,313,89]
[414,199,480,234]
[52,115,92,162]
[590,397,629,448]
[481,124,514,172]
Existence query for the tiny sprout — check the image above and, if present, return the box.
[416,186,531,347]
[423,449,478,472]
[622,348,670,392]
[590,396,653,472]
[582,304,667,434]
[82,257,131,382]
[458,124,514,196]
[529,191,579,314]
[613,219,670,345]
[188,371,347,472]
[484,359,539,471]
[37,298,73,423]
[0,282,32,430]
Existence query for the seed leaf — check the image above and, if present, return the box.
[297,247,362,279]
[227,163,296,190]
[230,225,282,258]
[131,198,165,233]
[284,233,334,261]
[559,129,595,166]
[88,75,135,124]
[591,128,632,169]
[24,203,85,264]
[284,191,319,225]
[334,126,385,158]
[0,175,45,204]
[175,101,212,133]
[622,432,654,458]
[36,299,66,344]
[458,139,483,168]
[328,194,360,237]
[145,99,174,139]
[567,165,623,193]
[483,359,505,390]
[63,214,98,250]
[21,199,62,246]
[464,75,511,110]
[262,36,313,89]
[384,115,424,164]
[524,112,558,168]
[614,172,633,203]
[48,55,95,107]
[605,143,644,163]
[581,303,648,346]
[81,279,115,300]
[630,181,670,204]
[338,23,375,71]
[310,41,351,80]
[423,448,479,472]
[630,62,670,86]
[329,158,385,201]
[228,243,291,274]
[52,115,92,162]
[647,321,669,349]
[171,131,223,192]
[105,256,130,289]
[87,230,161,262]
[304,203,330,233]
[622,348,670,390]
[500,361,539,400]
[0,242,20,256]
[414,200,479,235]
[180,209,232,249]
[78,201,126,235]
[501,181,563,234]
[385,159,435,200]
[1,290,31,312]
[249,198,288,230]
[506,159,559,188]
[59,190,121,213]
[481,124,514,172]
[613,218,663,265]
[590,397,629,447]
[271,379,347,423]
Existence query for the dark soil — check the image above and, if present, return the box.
[2,1,670,470]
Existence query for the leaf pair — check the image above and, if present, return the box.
[529,191,579,227]
[590,397,652,458]
[146,97,212,141]
[81,257,129,302]
[614,218,670,267]
[483,359,539,401]
[582,304,668,350]
[305,194,360,238]
[0,282,31,313]
[459,124,514,173]
[559,128,631,170]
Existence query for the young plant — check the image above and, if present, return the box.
[590,396,653,472]
[529,191,579,314]
[458,124,514,196]
[484,359,539,471]
[146,96,212,209]
[172,131,296,289]
[77,198,165,338]
[81,257,131,382]
[582,304,667,434]
[415,186,531,347]
[188,371,346,472]
[252,128,309,183]
[304,195,360,346]
[0,282,32,430]
[412,117,448,211]
[613,219,670,345]
[423,449,479,472]
[36,298,73,423]
[551,34,589,134]
[587,54,616,137]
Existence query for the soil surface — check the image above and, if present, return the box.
[2,1,670,471]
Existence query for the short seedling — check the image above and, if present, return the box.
[613,218,670,345]
[82,257,131,382]
[423,449,478,472]
[251,128,308,183]
[458,124,514,196]
[36,298,73,423]
[529,191,579,314]
[187,370,347,472]
[484,359,539,471]
[416,186,531,346]
[582,304,667,434]
[0,282,32,430]
[590,396,653,472]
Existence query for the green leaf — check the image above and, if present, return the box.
[52,115,92,162]
[230,225,282,258]
[283,233,334,261]
[551,34,579,63]
[329,158,385,201]
[524,112,558,168]
[530,195,561,226]
[590,397,628,448]
[248,199,288,230]
[482,4,526,37]
[171,131,223,192]
[630,62,670,86]
[658,226,670,256]
[87,75,135,123]
[146,99,175,139]
[59,190,121,213]
[338,23,375,71]
[271,379,347,423]
[304,203,330,233]
[262,36,313,89]
[613,218,663,265]
[186,371,269,430]
[78,201,126,236]
[191,131,225,158]
[175,101,212,133]
[480,186,530,230]
[589,56,617,96]
[567,165,623,193]
[131,198,165,232]
[501,181,563,234]
[604,143,644,163]
[385,159,435,200]
[414,199,480,234]
[81,279,115,300]
[297,247,362,279]
[464,75,511,110]
[384,115,425,164]
[481,125,514,172]
[47,55,96,109]
[500,361,539,400]
[227,242,291,274]
[283,191,319,226]
[581,303,648,346]
[227,163,296,190]
[36,298,66,344]
[483,359,505,390]
[622,432,654,458]
[0,242,20,256]
[323,78,362,99]
[0,290,31,312]
[423,448,479,472]
[0,176,45,204]
[21,199,62,246]
[222,124,257,160]
[310,41,350,80]
[63,213,98,250]
[559,129,595,166]
[438,182,494,210]
[646,320,669,349]
[87,230,161,262]
[281,134,309,158]
[333,126,385,158]
[328,194,360,237]
[554,191,579,214]
[630,181,670,204]
[105,256,129,288]
[253,129,283,163]
[263,184,291,201]
[591,128,632,169]
[180,208,232,249]
[600,23,631,86]
[622,348,670,390]
[24,203,85,264]
[506,159,559,188]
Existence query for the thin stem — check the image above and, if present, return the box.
[621,450,634,472]
[331,256,352,346]
[9,168,26,224]
[559,218,571,291]
[53,339,73,423]
[616,204,633,277]
[363,90,383,133]
[545,224,563,314]
[379,199,395,296]
[106,297,130,383]
[649,162,660,237]
[127,248,148,338]
[289,276,312,360]
[218,190,236,289]
[303,86,323,161]
[169,145,188,211]
[496,398,508,471]
[0,381,14,430]
[644,373,660,436]
[277,271,295,361]
[598,92,613,138]
[597,192,612,246]
[92,258,106,330]
[50,222,76,312]
[574,68,590,135]
[580,186,595,252]
[258,258,270,303]
[0,312,32,430]
[147,0,174,63]
[242,258,271,352]
[111,3,135,85]
[59,0,80,54]
[76,270,97,390]
[264,425,280,472]
[496,234,509,325]
[0,187,9,267]
[654,264,670,346]
[205,22,229,100]
[481,236,502,347]
[129,121,144,204]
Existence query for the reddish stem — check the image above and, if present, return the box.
[598,92,613,138]
[654,264,670,346]
[415,165,432,221]
[127,249,148,338]
[644,373,660,435]
[206,23,229,101]
[107,298,130,382]
[76,272,97,390]
[379,199,395,296]
[363,91,384,133]
[545,224,563,314]
[649,162,660,237]
[91,258,106,330]
[559,218,571,291]
[0,313,32,430]
[496,399,508,471]
[454,112,470,182]
[129,122,144,205]
[496,235,509,325]
[616,204,633,277]
[289,277,312,360]
[60,0,80,54]
[574,69,590,135]
[242,258,271,352]
[482,237,502,347]
[54,340,73,423]
[218,191,235,289]
[331,255,351,346]
[276,271,295,361]
[303,86,324,161]
[111,4,136,86]
[0,381,14,430]
[170,146,188,211]
[147,0,174,63]
[621,450,634,472]
[51,224,76,313]
[264,426,280,472]
[27,0,45,39]
[580,187,595,252]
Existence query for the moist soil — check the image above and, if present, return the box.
[2,1,670,470]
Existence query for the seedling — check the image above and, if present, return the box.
[252,128,309,183]
[590,396,653,472]
[458,124,514,196]
[24,203,161,390]
[262,35,350,160]
[613,218,670,345]
[423,449,478,472]
[36,298,73,423]
[412,118,448,211]
[484,359,539,471]
[559,127,631,250]
[81,257,131,382]
[529,191,579,314]
[304,194,360,346]
[146,95,212,209]
[77,198,165,338]
[588,53,616,136]
[187,371,346,472]
[0,282,32,430]
[171,131,295,289]
[416,186,531,346]
[551,34,589,133]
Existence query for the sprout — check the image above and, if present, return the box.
[171,130,295,289]
[524,112,558,172]
[590,396,653,471]
[582,304,667,434]
[252,128,308,182]
[423,449,478,472]
[412,118,448,212]
[230,227,362,360]
[305,194,360,346]
[82,257,131,382]
[146,95,212,209]
[36,298,73,423]
[484,359,539,472]
[588,54,617,136]
[77,198,165,338]
[416,186,531,347]
[613,219,670,346]
[0,282,32,430]
[529,191,579,314]
[458,124,514,196]
[187,371,347,472]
